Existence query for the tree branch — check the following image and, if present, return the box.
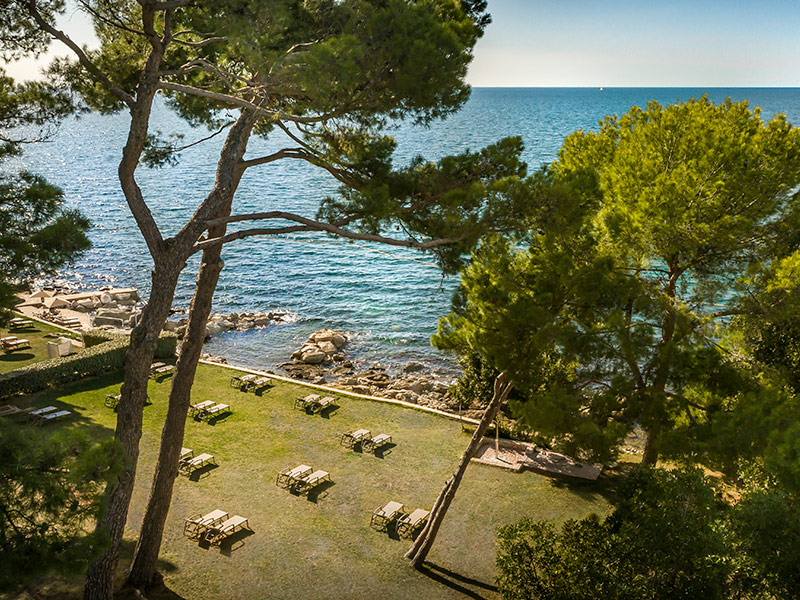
[24,0,135,108]
[194,212,464,254]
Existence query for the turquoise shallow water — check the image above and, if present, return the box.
[10,88,800,374]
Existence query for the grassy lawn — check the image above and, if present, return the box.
[0,317,81,374]
[7,363,615,600]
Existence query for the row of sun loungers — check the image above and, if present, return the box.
[340,429,392,453]
[275,464,331,495]
[188,400,231,420]
[294,394,335,414]
[370,501,430,538]
[230,373,272,392]
[0,403,70,423]
[1,336,31,352]
[24,405,72,425]
[8,317,33,329]
[183,509,251,545]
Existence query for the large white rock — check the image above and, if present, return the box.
[317,341,337,354]
[330,333,346,348]
[301,350,326,364]
[313,330,335,342]
[100,292,114,305]
[206,321,225,336]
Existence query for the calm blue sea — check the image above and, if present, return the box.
[10,88,800,375]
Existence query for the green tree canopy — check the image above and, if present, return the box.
[0,419,121,590]
[436,97,800,466]
[0,69,90,321]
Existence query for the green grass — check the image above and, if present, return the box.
[0,318,81,374]
[9,364,615,600]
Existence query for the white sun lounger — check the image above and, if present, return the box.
[371,501,404,530]
[180,452,217,474]
[276,464,312,488]
[396,508,430,538]
[183,509,228,539]
[340,428,371,447]
[188,400,214,417]
[294,470,331,494]
[37,410,71,424]
[362,433,392,453]
[205,515,251,545]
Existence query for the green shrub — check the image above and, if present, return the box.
[0,330,178,400]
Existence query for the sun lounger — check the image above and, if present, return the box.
[248,376,272,392]
[276,464,312,488]
[0,404,21,417]
[9,318,32,328]
[230,373,256,390]
[0,336,17,343]
[37,410,71,424]
[28,406,57,421]
[396,508,430,538]
[179,452,217,474]
[294,394,321,411]
[151,364,175,379]
[180,447,193,461]
[370,501,405,530]
[309,396,335,414]
[340,428,371,448]
[205,515,251,545]
[199,403,230,420]
[3,338,31,352]
[183,509,228,539]
[294,470,331,494]
[188,400,215,417]
[362,433,392,453]
[104,394,121,408]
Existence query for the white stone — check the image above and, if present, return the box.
[100,292,114,305]
[317,341,337,354]
[206,321,225,336]
[301,350,326,364]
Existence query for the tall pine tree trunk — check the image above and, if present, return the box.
[126,242,225,589]
[126,112,254,589]
[83,262,181,600]
[641,425,660,467]
[405,372,513,568]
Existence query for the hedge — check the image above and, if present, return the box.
[0,329,178,400]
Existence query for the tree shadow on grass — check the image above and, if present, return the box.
[541,462,636,504]
[417,562,499,600]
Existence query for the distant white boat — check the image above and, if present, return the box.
[599,87,604,91]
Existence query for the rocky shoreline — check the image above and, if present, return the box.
[265,328,459,413]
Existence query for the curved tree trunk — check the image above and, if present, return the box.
[83,262,181,600]
[405,372,514,569]
[125,111,255,590]
[126,243,225,589]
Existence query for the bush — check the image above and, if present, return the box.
[497,468,731,600]
[0,329,178,400]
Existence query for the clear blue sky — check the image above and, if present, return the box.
[5,0,800,86]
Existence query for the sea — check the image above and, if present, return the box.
[9,88,800,377]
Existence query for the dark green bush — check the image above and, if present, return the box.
[0,329,178,400]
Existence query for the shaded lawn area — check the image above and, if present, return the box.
[10,363,614,600]
[0,317,81,374]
